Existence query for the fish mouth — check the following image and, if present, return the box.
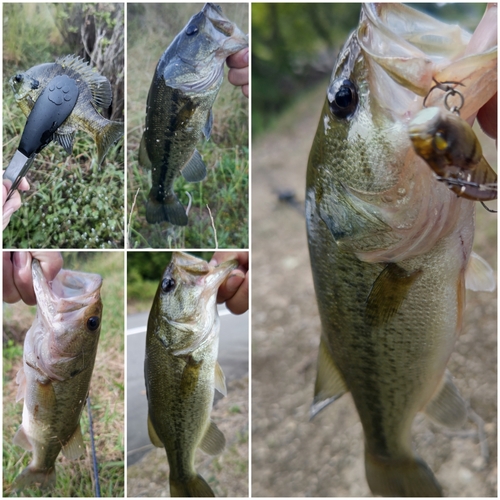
[32,259,103,318]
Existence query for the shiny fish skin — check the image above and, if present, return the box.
[13,260,103,490]
[306,4,496,497]
[10,54,123,165]
[139,3,248,225]
[145,252,237,496]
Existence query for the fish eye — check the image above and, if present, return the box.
[14,74,23,83]
[161,277,176,293]
[30,79,39,90]
[87,316,100,332]
[328,79,358,119]
[186,24,199,36]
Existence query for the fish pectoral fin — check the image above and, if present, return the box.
[214,361,227,396]
[138,134,152,169]
[423,371,467,428]
[181,150,207,182]
[62,423,85,460]
[465,251,496,292]
[311,337,348,419]
[365,263,422,327]
[13,425,33,451]
[147,413,164,448]
[54,131,76,155]
[203,110,214,140]
[199,420,225,456]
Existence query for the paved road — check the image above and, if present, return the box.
[127,307,249,465]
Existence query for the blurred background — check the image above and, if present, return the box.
[126,251,249,497]
[3,3,124,249]
[127,3,249,249]
[251,3,496,497]
[3,251,124,497]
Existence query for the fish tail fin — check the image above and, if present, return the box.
[146,191,188,226]
[13,465,56,491]
[96,119,124,165]
[365,450,443,497]
[170,473,215,497]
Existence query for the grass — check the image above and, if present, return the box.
[3,252,124,497]
[127,3,249,249]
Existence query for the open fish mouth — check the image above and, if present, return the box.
[32,259,102,318]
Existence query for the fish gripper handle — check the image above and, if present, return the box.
[19,74,79,157]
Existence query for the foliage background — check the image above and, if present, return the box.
[3,3,124,249]
[127,3,249,249]
[3,251,125,497]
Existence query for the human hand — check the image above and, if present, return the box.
[210,251,248,315]
[3,251,63,305]
[227,48,249,98]
[3,177,30,230]
[468,3,497,139]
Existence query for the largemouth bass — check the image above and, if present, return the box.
[139,3,248,225]
[145,252,237,497]
[306,4,496,497]
[13,260,103,490]
[10,54,123,165]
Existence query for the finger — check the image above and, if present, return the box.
[3,189,22,230]
[241,84,249,99]
[18,177,30,191]
[228,67,248,88]
[466,4,497,55]
[477,93,497,139]
[210,251,248,271]
[31,251,63,282]
[226,48,249,69]
[224,271,249,315]
[3,252,22,303]
[12,252,37,305]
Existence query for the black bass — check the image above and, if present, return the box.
[306,4,496,497]
[139,3,248,225]
[13,260,103,490]
[10,54,123,165]
[145,252,237,496]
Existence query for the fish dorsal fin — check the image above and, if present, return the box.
[62,423,85,460]
[15,366,26,402]
[147,413,164,448]
[214,361,227,396]
[465,252,496,292]
[311,337,348,419]
[423,371,467,428]
[139,134,152,169]
[203,110,213,140]
[54,131,76,155]
[181,150,207,182]
[365,263,422,327]
[199,420,225,456]
[56,54,113,109]
[13,425,33,451]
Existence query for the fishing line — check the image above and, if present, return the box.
[87,396,101,497]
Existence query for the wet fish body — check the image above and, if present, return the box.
[145,252,237,496]
[139,3,248,225]
[306,4,496,497]
[10,54,123,165]
[13,260,103,490]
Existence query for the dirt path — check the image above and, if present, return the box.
[251,83,497,497]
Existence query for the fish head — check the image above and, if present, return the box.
[9,63,54,109]
[167,3,248,92]
[30,260,103,381]
[307,3,496,261]
[150,252,237,352]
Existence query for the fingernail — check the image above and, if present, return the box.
[13,252,28,269]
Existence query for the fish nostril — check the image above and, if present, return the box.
[30,79,40,90]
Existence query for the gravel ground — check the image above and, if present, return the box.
[251,83,497,497]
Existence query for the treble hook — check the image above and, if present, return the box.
[423,78,465,114]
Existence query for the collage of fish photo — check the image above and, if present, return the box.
[0,2,497,499]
